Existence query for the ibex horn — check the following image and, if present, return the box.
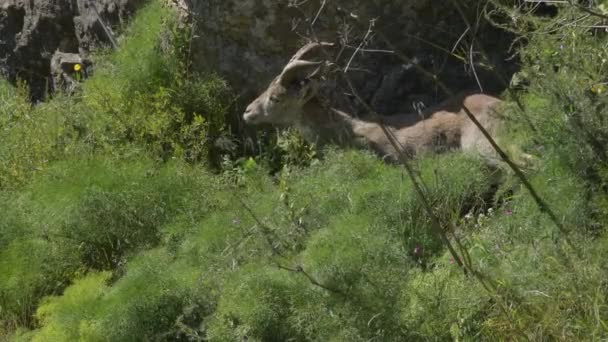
[289,41,335,63]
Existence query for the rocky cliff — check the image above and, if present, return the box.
[0,0,516,110]
[189,0,517,115]
[0,0,145,100]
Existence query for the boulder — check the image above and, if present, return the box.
[0,0,145,100]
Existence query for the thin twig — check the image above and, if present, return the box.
[344,20,376,73]
[340,20,469,274]
[235,194,284,257]
[452,27,470,54]
[277,264,344,294]
[448,0,578,254]
[469,43,484,92]
[311,0,327,28]
[88,0,119,50]
[567,0,608,20]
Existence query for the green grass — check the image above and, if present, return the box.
[0,150,497,340]
[2,147,605,340]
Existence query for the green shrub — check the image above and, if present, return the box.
[495,2,608,194]
[26,249,209,341]
[457,155,608,339]
[400,266,489,340]
[208,265,310,341]
[0,154,218,333]
[5,1,608,340]
[0,238,81,332]
[283,150,495,257]
[81,0,233,166]
[0,82,81,189]
[30,272,110,342]
[0,0,233,190]
[3,147,606,340]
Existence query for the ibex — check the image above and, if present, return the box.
[243,42,503,163]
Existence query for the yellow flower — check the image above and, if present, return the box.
[74,64,82,72]
[591,83,606,95]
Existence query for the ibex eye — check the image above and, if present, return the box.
[270,95,280,103]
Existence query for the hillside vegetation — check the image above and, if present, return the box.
[1,1,608,340]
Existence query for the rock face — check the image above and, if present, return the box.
[190,0,517,116]
[50,51,92,94]
[0,0,145,100]
[0,0,517,112]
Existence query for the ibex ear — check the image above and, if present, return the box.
[294,77,319,102]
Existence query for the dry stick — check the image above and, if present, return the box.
[431,1,512,274]
[343,68,534,341]
[468,1,540,132]
[88,0,119,50]
[370,6,566,331]
[322,10,493,281]
[311,0,327,28]
[301,6,484,293]
[340,20,469,275]
[351,80,467,269]
[372,21,575,253]
[235,188,342,294]
[470,42,484,92]
[277,264,344,295]
[333,18,537,336]
[298,2,525,327]
[447,0,578,253]
[341,67,499,280]
[235,195,284,257]
[338,61,533,333]
[453,27,471,55]
[467,1,485,92]
[566,0,608,20]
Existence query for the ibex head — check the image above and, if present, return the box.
[243,42,333,125]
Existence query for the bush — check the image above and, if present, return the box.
[0,81,81,189]
[494,1,608,196]
[0,154,217,333]
[0,237,81,332]
[4,146,607,340]
[208,265,315,341]
[28,250,210,342]
[4,1,608,340]
[0,0,233,190]
[81,0,233,166]
[29,272,110,342]
[284,150,495,257]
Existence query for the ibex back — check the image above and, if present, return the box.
[243,42,503,162]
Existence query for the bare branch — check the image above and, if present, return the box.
[566,0,608,20]
[277,264,344,295]
[235,194,285,257]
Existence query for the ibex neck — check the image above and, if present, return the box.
[296,98,371,147]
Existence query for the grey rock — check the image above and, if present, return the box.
[188,0,517,116]
[0,0,144,100]
[50,51,91,93]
